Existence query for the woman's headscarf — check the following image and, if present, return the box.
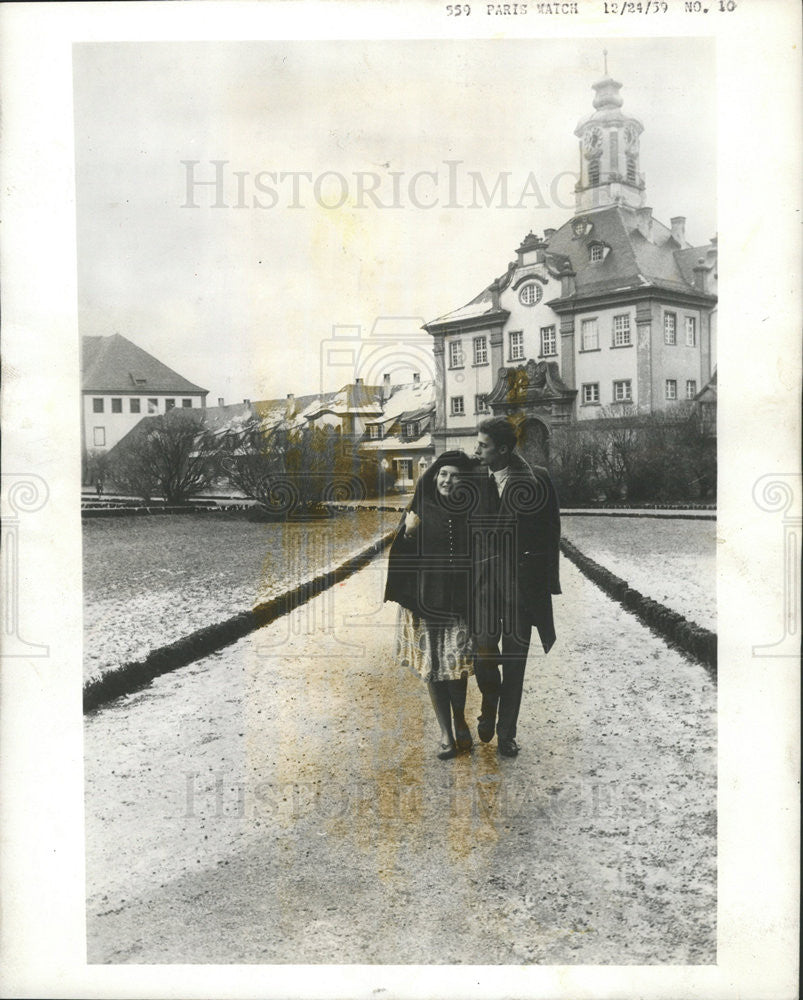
[411,450,477,510]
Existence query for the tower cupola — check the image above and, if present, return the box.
[574,56,645,214]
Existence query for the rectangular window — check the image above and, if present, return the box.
[664,312,677,345]
[130,398,141,414]
[93,427,106,447]
[404,422,419,438]
[475,393,490,414]
[111,398,122,413]
[613,379,632,402]
[473,336,488,365]
[665,379,678,400]
[685,316,697,347]
[581,318,599,351]
[590,243,604,262]
[588,159,600,186]
[368,424,381,439]
[182,398,193,408]
[626,156,637,184]
[610,131,619,169]
[448,339,464,368]
[509,331,524,361]
[397,458,413,481]
[540,325,557,356]
[613,314,631,347]
[92,398,104,413]
[686,379,697,400]
[147,398,158,414]
[582,383,600,405]
[450,395,465,416]
[165,398,176,410]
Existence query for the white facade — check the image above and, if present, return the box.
[83,391,205,453]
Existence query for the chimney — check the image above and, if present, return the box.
[413,372,421,385]
[670,216,686,245]
[693,257,708,292]
[217,397,224,407]
[544,228,556,239]
[382,373,391,401]
[636,206,653,240]
[243,398,250,405]
[355,377,363,386]
[287,392,294,401]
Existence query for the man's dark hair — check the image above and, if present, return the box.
[478,416,517,454]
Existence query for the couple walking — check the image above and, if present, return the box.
[384,416,561,759]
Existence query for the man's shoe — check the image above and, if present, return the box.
[498,738,520,758]
[477,716,495,744]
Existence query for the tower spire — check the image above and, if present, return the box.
[573,70,645,214]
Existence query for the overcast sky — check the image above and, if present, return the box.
[73,38,716,404]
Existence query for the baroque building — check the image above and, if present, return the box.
[424,71,717,465]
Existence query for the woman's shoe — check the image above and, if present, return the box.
[454,726,473,752]
[437,741,458,760]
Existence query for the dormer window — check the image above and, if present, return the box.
[404,422,419,438]
[367,424,382,439]
[589,243,607,262]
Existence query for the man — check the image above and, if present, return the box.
[472,416,561,757]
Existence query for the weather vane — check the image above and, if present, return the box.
[603,49,608,75]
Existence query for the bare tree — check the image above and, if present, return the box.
[222,417,388,514]
[107,409,221,504]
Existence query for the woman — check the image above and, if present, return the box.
[384,451,478,759]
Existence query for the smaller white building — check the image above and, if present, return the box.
[82,334,208,455]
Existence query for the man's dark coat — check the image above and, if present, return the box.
[472,453,561,653]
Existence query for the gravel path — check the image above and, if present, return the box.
[84,552,716,965]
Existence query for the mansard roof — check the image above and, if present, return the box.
[546,206,717,301]
[81,333,208,394]
[425,207,716,336]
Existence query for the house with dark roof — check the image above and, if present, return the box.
[424,71,717,464]
[82,333,208,454]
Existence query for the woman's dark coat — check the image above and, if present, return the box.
[384,490,473,621]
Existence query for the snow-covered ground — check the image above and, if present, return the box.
[561,515,716,632]
[83,509,396,682]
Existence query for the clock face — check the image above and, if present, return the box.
[583,127,602,153]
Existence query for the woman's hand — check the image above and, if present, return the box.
[404,510,421,536]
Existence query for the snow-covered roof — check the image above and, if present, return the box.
[360,436,433,452]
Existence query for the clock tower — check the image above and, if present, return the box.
[574,63,645,214]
